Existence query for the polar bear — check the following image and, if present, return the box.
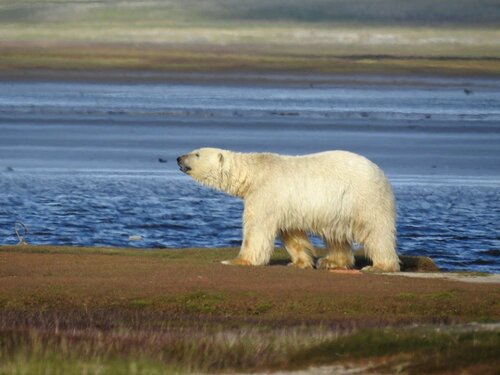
[177,148,400,272]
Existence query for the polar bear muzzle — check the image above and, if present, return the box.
[176,155,192,173]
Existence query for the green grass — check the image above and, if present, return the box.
[0,244,239,261]
[0,323,341,374]
[1,325,498,374]
[292,328,500,374]
[0,353,174,375]
[177,290,227,313]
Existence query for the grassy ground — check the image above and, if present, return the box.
[1,0,499,77]
[0,245,498,374]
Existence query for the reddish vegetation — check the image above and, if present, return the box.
[0,246,498,373]
[0,246,498,325]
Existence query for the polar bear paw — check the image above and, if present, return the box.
[361,263,400,273]
[221,258,252,266]
[316,257,354,270]
[361,265,385,273]
[287,259,314,269]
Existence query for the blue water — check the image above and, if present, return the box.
[1,171,498,272]
[0,77,499,272]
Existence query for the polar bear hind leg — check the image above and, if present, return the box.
[280,230,316,269]
[316,240,355,270]
[361,221,400,272]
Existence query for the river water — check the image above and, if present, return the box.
[0,76,499,272]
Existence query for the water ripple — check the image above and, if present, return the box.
[0,171,498,273]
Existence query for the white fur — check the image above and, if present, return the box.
[180,148,400,272]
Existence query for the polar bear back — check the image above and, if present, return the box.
[242,150,395,237]
[257,150,391,203]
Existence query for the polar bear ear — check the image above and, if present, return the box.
[218,153,224,165]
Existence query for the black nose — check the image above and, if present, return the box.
[176,156,182,164]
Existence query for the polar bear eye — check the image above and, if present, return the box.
[195,153,200,158]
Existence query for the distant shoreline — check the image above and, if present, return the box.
[2,65,500,86]
[1,69,500,87]
[1,41,500,84]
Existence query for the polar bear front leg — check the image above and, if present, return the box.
[221,257,252,266]
[222,205,278,266]
[280,230,315,269]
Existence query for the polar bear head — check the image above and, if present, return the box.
[177,147,227,187]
